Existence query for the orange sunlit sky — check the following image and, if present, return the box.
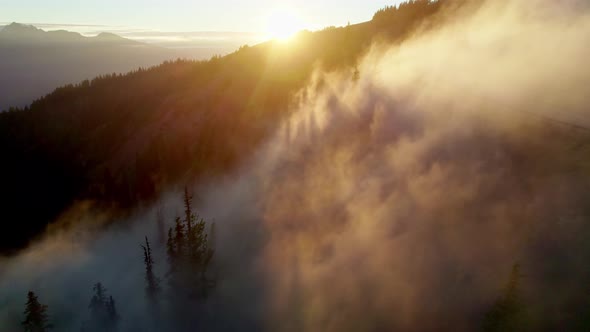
[0,0,404,33]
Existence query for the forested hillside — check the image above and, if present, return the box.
[0,0,446,253]
[0,23,199,111]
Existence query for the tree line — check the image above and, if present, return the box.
[21,189,216,332]
[0,0,451,254]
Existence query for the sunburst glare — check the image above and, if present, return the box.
[264,8,306,41]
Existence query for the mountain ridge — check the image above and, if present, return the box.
[0,0,448,252]
[0,22,136,44]
[0,22,219,111]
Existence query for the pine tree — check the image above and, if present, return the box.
[88,283,107,330]
[173,217,185,257]
[166,226,179,293]
[184,187,194,235]
[183,188,214,298]
[105,296,120,330]
[483,264,527,332]
[22,291,52,332]
[166,228,176,264]
[165,188,216,299]
[142,236,161,301]
[85,283,120,332]
[89,283,106,311]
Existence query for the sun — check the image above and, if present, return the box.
[265,8,305,41]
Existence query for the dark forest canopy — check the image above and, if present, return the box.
[0,0,458,253]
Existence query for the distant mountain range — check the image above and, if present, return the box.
[0,22,130,43]
[0,23,237,110]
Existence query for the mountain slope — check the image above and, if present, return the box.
[0,1,447,252]
[0,23,201,111]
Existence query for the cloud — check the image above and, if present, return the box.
[253,1,590,330]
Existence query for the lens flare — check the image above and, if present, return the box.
[265,8,305,41]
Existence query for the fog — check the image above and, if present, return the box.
[2,0,590,330]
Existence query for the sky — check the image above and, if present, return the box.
[0,0,403,33]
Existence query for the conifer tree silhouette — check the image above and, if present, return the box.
[483,264,527,332]
[85,283,120,332]
[22,291,52,332]
[142,236,161,301]
[166,188,216,299]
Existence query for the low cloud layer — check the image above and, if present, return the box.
[2,0,590,331]
[0,22,266,51]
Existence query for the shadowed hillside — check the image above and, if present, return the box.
[0,0,447,253]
